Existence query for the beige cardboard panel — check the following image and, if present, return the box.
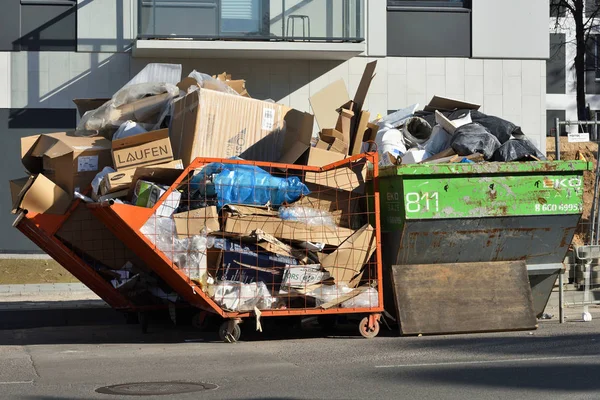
[13,174,71,215]
[306,147,345,167]
[112,129,173,170]
[424,96,481,112]
[173,207,220,238]
[222,214,353,247]
[352,61,377,113]
[222,204,278,217]
[322,224,376,287]
[320,129,346,144]
[315,140,329,150]
[435,110,459,135]
[329,138,349,155]
[304,163,367,193]
[10,177,30,205]
[350,111,371,156]
[101,159,183,195]
[309,79,350,131]
[112,129,169,149]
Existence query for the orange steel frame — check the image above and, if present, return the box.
[89,153,384,319]
[14,208,136,311]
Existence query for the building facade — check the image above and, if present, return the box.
[0,0,549,253]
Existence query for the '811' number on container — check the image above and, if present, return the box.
[405,192,439,213]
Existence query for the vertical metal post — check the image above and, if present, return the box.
[282,0,285,39]
[583,260,592,321]
[152,0,156,36]
[555,117,561,160]
[559,271,564,323]
[595,113,598,142]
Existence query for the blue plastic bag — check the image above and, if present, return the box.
[191,162,310,207]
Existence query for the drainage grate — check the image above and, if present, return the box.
[95,381,218,396]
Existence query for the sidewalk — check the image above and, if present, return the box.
[0,283,106,311]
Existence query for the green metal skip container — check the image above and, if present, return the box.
[376,160,592,331]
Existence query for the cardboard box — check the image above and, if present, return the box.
[322,224,376,287]
[132,180,181,217]
[214,72,251,97]
[112,129,173,171]
[173,207,220,238]
[304,163,367,193]
[306,147,345,168]
[170,87,314,165]
[294,184,360,229]
[213,238,299,290]
[10,177,29,206]
[424,96,481,112]
[21,132,112,195]
[100,159,183,195]
[222,205,354,246]
[11,174,72,215]
[281,264,330,290]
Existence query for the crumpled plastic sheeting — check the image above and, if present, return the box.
[76,83,180,135]
[341,287,379,308]
[279,206,336,228]
[492,139,547,162]
[451,123,501,160]
[212,281,275,311]
[308,284,379,308]
[188,70,240,96]
[140,214,211,280]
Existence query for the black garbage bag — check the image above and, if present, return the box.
[466,111,523,144]
[451,123,501,160]
[492,139,546,162]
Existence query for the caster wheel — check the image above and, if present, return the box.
[359,316,380,339]
[138,312,148,334]
[218,321,241,343]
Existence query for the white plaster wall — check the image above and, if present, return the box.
[473,0,549,60]
[0,52,11,108]
[77,0,136,53]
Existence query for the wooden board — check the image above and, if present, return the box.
[391,261,537,335]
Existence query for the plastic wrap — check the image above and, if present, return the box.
[279,206,336,228]
[76,83,180,135]
[91,166,116,196]
[188,70,240,96]
[422,125,452,155]
[457,110,523,144]
[492,139,547,162]
[211,281,275,311]
[112,120,147,140]
[341,287,379,308]
[192,162,310,207]
[450,123,501,160]
[307,284,352,306]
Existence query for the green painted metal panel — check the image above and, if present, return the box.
[378,161,590,231]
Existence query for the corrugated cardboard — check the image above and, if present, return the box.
[221,205,353,246]
[12,174,71,215]
[306,147,345,168]
[321,224,376,287]
[171,88,314,165]
[329,138,348,155]
[21,132,112,195]
[173,207,220,238]
[315,140,329,150]
[100,159,183,195]
[295,184,360,229]
[112,129,173,170]
[309,80,350,131]
[320,129,346,144]
[127,167,184,200]
[424,96,481,112]
[214,72,251,97]
[10,177,29,205]
[304,163,367,193]
[350,111,371,156]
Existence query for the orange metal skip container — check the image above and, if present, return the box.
[89,154,384,340]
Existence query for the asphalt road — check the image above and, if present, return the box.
[1,314,600,400]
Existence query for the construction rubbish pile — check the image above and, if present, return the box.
[10,62,381,312]
[9,60,545,315]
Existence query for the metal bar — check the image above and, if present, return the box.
[559,272,564,323]
[557,120,600,125]
[282,0,285,38]
[555,117,560,161]
[591,141,600,245]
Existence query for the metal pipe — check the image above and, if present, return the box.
[555,117,560,161]
[559,271,564,323]
[592,140,600,245]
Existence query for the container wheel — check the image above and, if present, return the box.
[359,316,380,339]
[218,321,241,343]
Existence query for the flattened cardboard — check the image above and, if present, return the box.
[315,140,329,150]
[12,174,71,215]
[424,96,481,112]
[112,129,173,170]
[309,79,350,131]
[100,159,183,195]
[435,110,459,135]
[222,209,353,247]
[320,129,346,144]
[329,138,349,155]
[171,88,314,166]
[21,132,112,195]
[304,163,367,193]
[295,185,359,229]
[352,61,377,116]
[306,147,345,168]
[336,108,354,144]
[321,224,376,287]
[281,265,329,290]
[350,111,371,156]
[173,207,220,238]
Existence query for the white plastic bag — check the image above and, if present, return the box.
[91,166,116,196]
[113,121,147,140]
[375,128,407,167]
[341,287,379,308]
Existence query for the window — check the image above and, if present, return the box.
[16,0,77,51]
[387,0,470,8]
[585,35,600,81]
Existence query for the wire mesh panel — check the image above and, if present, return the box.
[103,154,383,319]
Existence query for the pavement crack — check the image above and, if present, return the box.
[24,347,40,379]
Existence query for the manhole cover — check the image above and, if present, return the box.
[95,381,218,396]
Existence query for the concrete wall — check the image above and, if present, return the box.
[76,0,136,53]
[472,0,549,59]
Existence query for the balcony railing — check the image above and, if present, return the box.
[138,0,365,42]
